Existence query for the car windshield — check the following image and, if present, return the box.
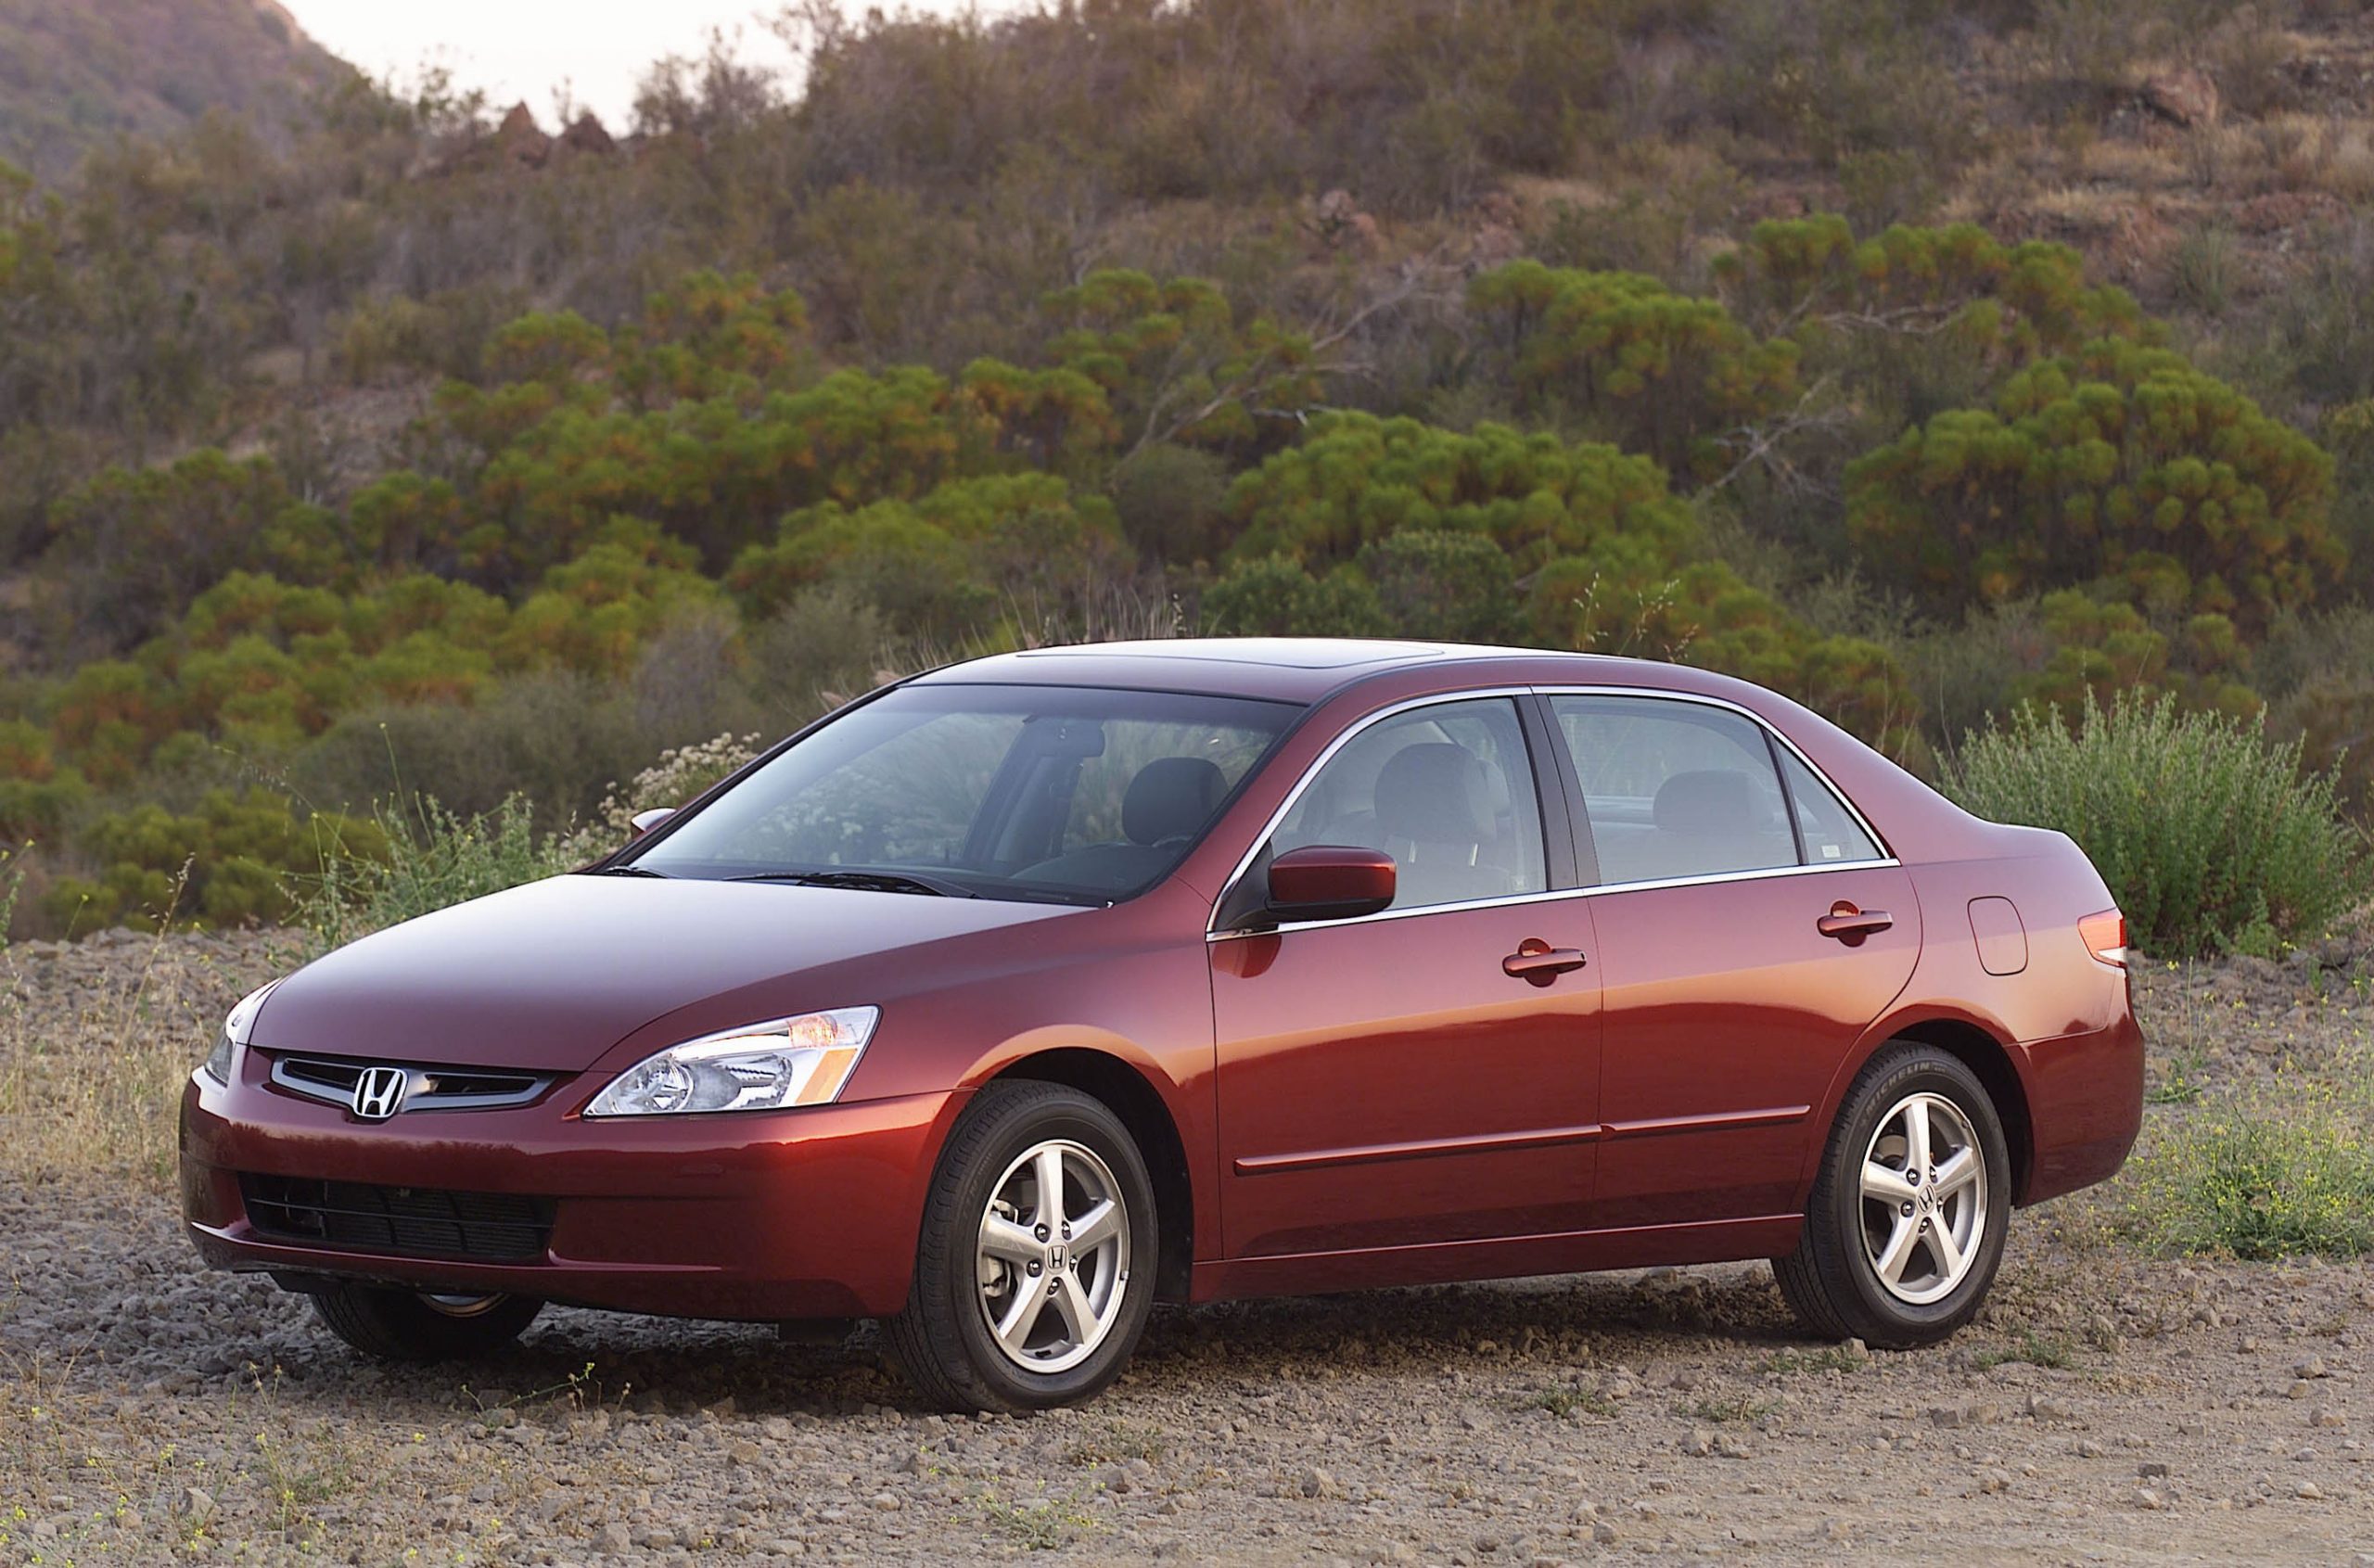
[623,683,1296,905]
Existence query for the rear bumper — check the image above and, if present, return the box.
[179,1068,958,1320]
[2015,1000,2146,1206]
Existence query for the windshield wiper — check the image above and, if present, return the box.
[592,864,670,878]
[725,869,979,899]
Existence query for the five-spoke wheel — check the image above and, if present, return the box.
[1857,1091,1988,1305]
[1775,1043,2010,1348]
[975,1139,1133,1372]
[887,1080,1157,1410]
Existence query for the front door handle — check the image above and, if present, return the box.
[1503,938,1588,986]
[1817,901,1893,944]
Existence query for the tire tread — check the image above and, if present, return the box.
[313,1285,542,1361]
[1775,1042,2008,1351]
[884,1078,1155,1412]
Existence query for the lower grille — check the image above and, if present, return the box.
[238,1174,554,1263]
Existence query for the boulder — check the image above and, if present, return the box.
[493,102,552,168]
[2140,69,2220,128]
[557,112,618,158]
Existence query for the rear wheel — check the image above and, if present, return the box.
[312,1285,542,1361]
[1775,1043,2010,1348]
[884,1080,1156,1411]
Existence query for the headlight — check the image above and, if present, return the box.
[584,1006,879,1117]
[201,979,282,1086]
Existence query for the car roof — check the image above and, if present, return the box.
[911,638,1678,706]
[902,637,2010,866]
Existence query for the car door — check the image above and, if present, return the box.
[1544,693,1919,1229]
[1210,695,1603,1259]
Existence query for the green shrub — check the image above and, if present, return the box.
[1946,694,2366,958]
[1355,529,1525,643]
[1844,339,2340,634]
[2122,1109,2374,1260]
[1200,555,1386,638]
[306,795,586,950]
[1110,442,1232,567]
[1468,261,1799,480]
[287,672,653,828]
[44,788,388,935]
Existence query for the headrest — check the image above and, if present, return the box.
[1653,769,1752,835]
[1124,757,1227,845]
[1375,744,1498,845]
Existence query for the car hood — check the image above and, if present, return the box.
[251,873,1079,1072]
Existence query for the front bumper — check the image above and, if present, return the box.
[179,1064,958,1320]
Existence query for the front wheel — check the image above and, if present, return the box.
[884,1080,1157,1411]
[312,1285,542,1361]
[1774,1044,2010,1348]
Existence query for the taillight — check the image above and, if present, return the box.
[2078,910,2126,968]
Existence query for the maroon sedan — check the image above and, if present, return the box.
[183,640,2142,1410]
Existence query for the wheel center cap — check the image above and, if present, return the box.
[1049,1243,1068,1272]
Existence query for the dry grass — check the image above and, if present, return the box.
[2021,183,2147,235]
[0,929,294,1187]
[2073,135,2189,191]
[2177,111,2374,199]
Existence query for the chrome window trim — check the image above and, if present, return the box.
[1206,686,1538,938]
[1542,685,1895,869]
[1206,682,1898,942]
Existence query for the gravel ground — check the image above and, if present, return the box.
[1,932,2369,1565]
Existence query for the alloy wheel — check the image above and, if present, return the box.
[974,1138,1131,1374]
[1858,1091,1988,1306]
[417,1293,507,1318]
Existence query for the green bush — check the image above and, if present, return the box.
[44,788,388,935]
[1201,555,1387,638]
[1845,339,2340,634]
[2123,1108,2374,1260]
[305,795,586,950]
[1947,694,2366,957]
[1468,261,1799,479]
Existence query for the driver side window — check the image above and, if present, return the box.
[1271,698,1547,912]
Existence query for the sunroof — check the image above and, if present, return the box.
[1012,638,1447,669]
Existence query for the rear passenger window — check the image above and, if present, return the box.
[1551,696,1795,885]
[1777,748,1884,865]
[1271,697,1547,912]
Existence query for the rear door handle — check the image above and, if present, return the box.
[1503,938,1588,986]
[1817,901,1893,943]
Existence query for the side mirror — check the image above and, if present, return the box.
[630,807,677,837]
[1266,845,1396,924]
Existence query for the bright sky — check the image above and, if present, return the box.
[280,1,1013,129]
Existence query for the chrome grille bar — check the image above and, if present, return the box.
[266,1053,553,1113]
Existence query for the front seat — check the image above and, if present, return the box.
[1372,743,1519,908]
[1123,756,1228,847]
[1015,756,1228,892]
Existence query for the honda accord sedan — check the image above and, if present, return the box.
[183,640,2143,1410]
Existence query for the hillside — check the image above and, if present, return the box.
[3,0,2373,936]
[0,0,347,181]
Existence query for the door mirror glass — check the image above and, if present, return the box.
[630,807,678,837]
[1267,845,1397,924]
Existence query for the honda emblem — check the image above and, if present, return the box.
[351,1065,409,1121]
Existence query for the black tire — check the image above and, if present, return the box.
[883,1080,1158,1412]
[1774,1043,2011,1349]
[312,1285,543,1361]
